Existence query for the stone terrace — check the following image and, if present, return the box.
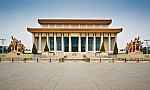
[0,61,150,90]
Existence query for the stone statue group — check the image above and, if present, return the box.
[8,36,25,53]
[125,36,142,54]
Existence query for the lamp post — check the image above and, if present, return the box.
[0,38,6,53]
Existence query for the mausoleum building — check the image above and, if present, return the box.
[27,19,122,54]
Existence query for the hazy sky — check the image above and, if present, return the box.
[0,0,150,50]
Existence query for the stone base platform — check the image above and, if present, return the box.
[129,51,144,59]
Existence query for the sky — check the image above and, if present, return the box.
[0,0,150,50]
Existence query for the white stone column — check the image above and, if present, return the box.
[62,33,64,52]
[78,34,81,52]
[32,33,35,45]
[86,33,88,52]
[46,33,49,48]
[38,33,42,53]
[69,33,71,52]
[54,33,56,52]
[101,34,103,47]
[93,33,96,52]
[108,33,111,52]
[115,34,117,43]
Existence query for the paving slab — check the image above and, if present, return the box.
[0,61,150,90]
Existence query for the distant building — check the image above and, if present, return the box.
[27,19,122,54]
[141,47,150,54]
[0,46,8,53]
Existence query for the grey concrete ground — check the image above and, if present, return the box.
[0,61,150,90]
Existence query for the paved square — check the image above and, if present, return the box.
[0,61,150,90]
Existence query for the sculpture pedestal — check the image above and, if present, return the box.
[9,50,21,54]
[12,50,17,53]
[129,51,143,59]
[7,51,22,58]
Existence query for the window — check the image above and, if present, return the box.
[96,37,101,51]
[88,37,93,51]
[57,37,62,51]
[81,37,86,52]
[64,37,69,52]
[71,37,78,52]
[50,37,54,51]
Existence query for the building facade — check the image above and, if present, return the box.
[27,19,122,54]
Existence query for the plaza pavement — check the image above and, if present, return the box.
[0,61,150,90]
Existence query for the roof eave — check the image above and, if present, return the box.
[38,19,112,25]
[27,28,122,33]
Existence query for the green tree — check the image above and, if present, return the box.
[44,42,49,52]
[100,42,105,53]
[113,42,118,55]
[32,43,37,54]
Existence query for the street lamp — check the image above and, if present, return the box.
[0,38,6,53]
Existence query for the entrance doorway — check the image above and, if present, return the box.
[71,37,78,52]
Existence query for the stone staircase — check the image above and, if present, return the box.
[53,52,64,58]
[65,52,85,59]
[86,52,95,58]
